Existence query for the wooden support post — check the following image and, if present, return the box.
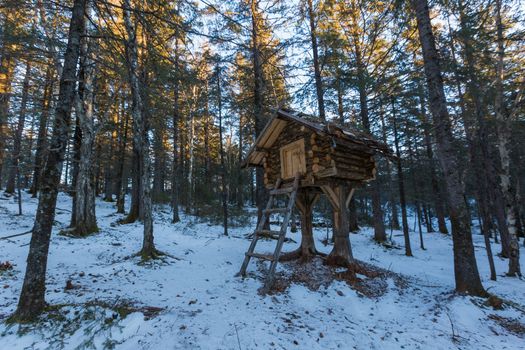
[322,183,355,267]
[280,189,322,261]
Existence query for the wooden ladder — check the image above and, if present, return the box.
[238,173,301,292]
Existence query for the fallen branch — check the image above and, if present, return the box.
[0,229,32,240]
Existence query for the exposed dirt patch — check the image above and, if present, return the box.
[488,314,525,337]
[258,257,406,298]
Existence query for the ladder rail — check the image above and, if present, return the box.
[238,173,301,293]
[263,174,301,291]
[238,178,282,276]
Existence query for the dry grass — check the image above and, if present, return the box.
[258,257,406,298]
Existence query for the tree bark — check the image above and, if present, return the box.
[355,47,386,242]
[123,0,156,259]
[250,0,269,228]
[280,190,323,261]
[411,0,485,295]
[152,126,166,203]
[115,96,129,214]
[0,33,16,190]
[392,108,412,256]
[30,66,54,196]
[324,184,355,268]
[418,82,447,233]
[69,34,98,237]
[217,64,228,236]
[5,61,31,194]
[171,41,181,223]
[14,0,86,320]
[380,107,400,231]
[306,0,326,121]
[494,0,521,276]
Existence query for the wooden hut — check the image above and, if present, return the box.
[238,108,393,291]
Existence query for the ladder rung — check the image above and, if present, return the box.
[270,187,294,195]
[256,230,282,238]
[264,208,289,214]
[246,252,275,261]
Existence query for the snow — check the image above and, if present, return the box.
[0,192,524,349]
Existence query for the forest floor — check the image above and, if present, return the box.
[0,193,524,349]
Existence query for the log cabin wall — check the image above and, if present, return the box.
[262,123,376,188]
[251,110,393,189]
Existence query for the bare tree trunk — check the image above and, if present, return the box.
[306,0,325,121]
[418,82,446,233]
[124,149,141,222]
[217,65,228,236]
[0,37,15,189]
[5,61,31,194]
[325,184,355,268]
[251,0,269,228]
[494,0,521,276]
[280,190,322,261]
[355,50,386,242]
[348,197,359,232]
[392,107,412,256]
[336,69,344,124]
[186,102,194,213]
[171,39,181,223]
[412,0,485,295]
[69,37,98,236]
[204,83,211,186]
[115,97,129,214]
[30,66,53,196]
[380,107,400,231]
[103,129,116,202]
[14,0,86,320]
[406,123,425,250]
[123,0,156,259]
[152,126,166,203]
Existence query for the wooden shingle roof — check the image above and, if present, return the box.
[244,108,394,167]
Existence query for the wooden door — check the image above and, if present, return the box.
[280,139,306,179]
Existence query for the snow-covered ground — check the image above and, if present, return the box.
[0,192,524,349]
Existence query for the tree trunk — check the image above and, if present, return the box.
[280,190,322,261]
[69,36,98,237]
[336,69,344,124]
[392,108,412,256]
[324,185,355,268]
[419,82,446,233]
[454,3,500,280]
[217,65,228,236]
[115,97,129,214]
[406,123,425,250]
[307,0,326,121]
[348,196,359,232]
[411,0,485,296]
[0,38,16,189]
[103,130,116,202]
[355,49,386,242]
[14,0,86,320]
[171,39,181,223]
[237,114,244,208]
[30,66,54,197]
[251,0,269,228]
[152,126,166,203]
[494,0,521,276]
[380,107,400,231]
[5,61,31,194]
[124,148,141,223]
[123,0,156,259]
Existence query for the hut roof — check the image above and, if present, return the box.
[244,108,394,167]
